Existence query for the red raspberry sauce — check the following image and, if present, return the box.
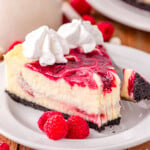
[25,46,116,93]
[128,70,136,96]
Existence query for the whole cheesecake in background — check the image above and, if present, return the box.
[4,20,121,132]
[122,0,150,11]
[0,0,62,57]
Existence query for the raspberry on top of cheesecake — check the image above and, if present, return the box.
[4,20,121,131]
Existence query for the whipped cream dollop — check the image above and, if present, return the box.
[57,19,103,53]
[23,26,69,66]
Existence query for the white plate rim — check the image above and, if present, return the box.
[87,0,150,32]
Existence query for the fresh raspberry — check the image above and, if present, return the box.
[38,111,63,131]
[82,15,96,25]
[70,0,92,15]
[7,41,22,52]
[97,22,114,42]
[0,142,9,150]
[44,115,68,140]
[67,116,89,139]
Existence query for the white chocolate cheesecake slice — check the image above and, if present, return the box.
[5,44,121,131]
[4,21,121,131]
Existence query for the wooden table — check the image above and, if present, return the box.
[0,5,150,150]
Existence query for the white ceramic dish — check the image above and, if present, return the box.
[87,0,150,32]
[0,44,150,150]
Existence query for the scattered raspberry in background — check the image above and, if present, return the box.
[97,22,114,42]
[38,111,63,131]
[70,0,92,15]
[67,116,89,139]
[44,115,68,140]
[7,41,22,52]
[82,15,96,25]
[0,142,9,150]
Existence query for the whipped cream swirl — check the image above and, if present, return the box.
[23,26,69,66]
[57,19,103,53]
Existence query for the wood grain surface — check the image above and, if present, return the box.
[0,2,150,150]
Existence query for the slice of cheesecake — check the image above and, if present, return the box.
[121,69,150,102]
[4,44,121,131]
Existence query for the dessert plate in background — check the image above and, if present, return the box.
[87,0,150,32]
[0,44,150,150]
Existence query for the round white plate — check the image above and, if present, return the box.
[87,0,150,32]
[0,44,150,150]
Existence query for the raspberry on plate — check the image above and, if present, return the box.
[67,116,89,139]
[37,111,63,131]
[97,22,114,42]
[70,0,92,15]
[82,15,96,25]
[0,142,9,150]
[44,115,68,140]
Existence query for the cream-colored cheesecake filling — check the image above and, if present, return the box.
[23,67,120,115]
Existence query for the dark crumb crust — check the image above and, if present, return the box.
[6,90,121,132]
[122,0,150,11]
[133,73,150,102]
